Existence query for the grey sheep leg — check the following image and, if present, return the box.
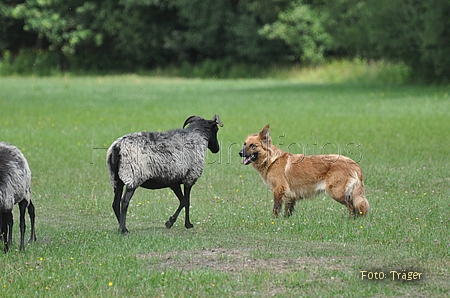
[183,185,194,229]
[165,185,194,229]
[119,188,135,235]
[27,201,36,243]
[112,180,124,224]
[1,211,12,253]
[18,199,27,250]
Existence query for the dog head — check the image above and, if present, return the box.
[239,124,272,165]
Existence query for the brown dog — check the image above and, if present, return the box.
[239,125,369,218]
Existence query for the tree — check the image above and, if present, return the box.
[0,0,37,53]
[259,1,331,64]
[2,0,449,81]
[7,0,178,70]
[166,0,290,64]
[324,0,450,82]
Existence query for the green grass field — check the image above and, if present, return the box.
[1,76,449,297]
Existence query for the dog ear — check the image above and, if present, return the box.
[259,124,271,147]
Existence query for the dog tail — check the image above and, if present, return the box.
[353,190,369,216]
[345,171,369,216]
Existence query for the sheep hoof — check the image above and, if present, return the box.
[165,221,174,229]
[185,223,194,229]
[119,227,129,235]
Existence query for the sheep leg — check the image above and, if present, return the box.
[1,211,12,253]
[165,185,194,229]
[112,180,124,223]
[183,185,194,229]
[166,185,185,229]
[18,199,27,251]
[27,201,36,243]
[7,211,13,249]
[0,213,5,252]
[119,187,135,235]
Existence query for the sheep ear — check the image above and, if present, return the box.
[259,124,271,146]
[211,114,223,127]
[183,115,203,128]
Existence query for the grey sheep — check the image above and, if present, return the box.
[0,142,36,252]
[106,114,223,234]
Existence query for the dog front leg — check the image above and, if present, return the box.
[273,201,282,217]
[284,199,296,217]
[272,187,285,217]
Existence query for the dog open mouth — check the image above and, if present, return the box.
[242,152,258,165]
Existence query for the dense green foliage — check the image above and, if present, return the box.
[0,77,449,296]
[323,0,450,83]
[0,0,449,81]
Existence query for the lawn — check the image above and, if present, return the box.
[0,76,449,297]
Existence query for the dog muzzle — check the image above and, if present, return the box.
[239,149,257,165]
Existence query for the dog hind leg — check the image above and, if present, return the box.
[352,181,369,216]
[343,175,369,217]
[325,175,353,216]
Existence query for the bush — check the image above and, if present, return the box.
[0,49,61,76]
[146,59,272,79]
[276,59,411,85]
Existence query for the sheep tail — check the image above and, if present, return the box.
[106,141,121,190]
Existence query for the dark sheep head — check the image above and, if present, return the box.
[183,114,223,153]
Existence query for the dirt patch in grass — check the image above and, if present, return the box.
[137,247,349,274]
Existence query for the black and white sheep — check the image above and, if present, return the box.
[0,142,36,252]
[106,114,223,234]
